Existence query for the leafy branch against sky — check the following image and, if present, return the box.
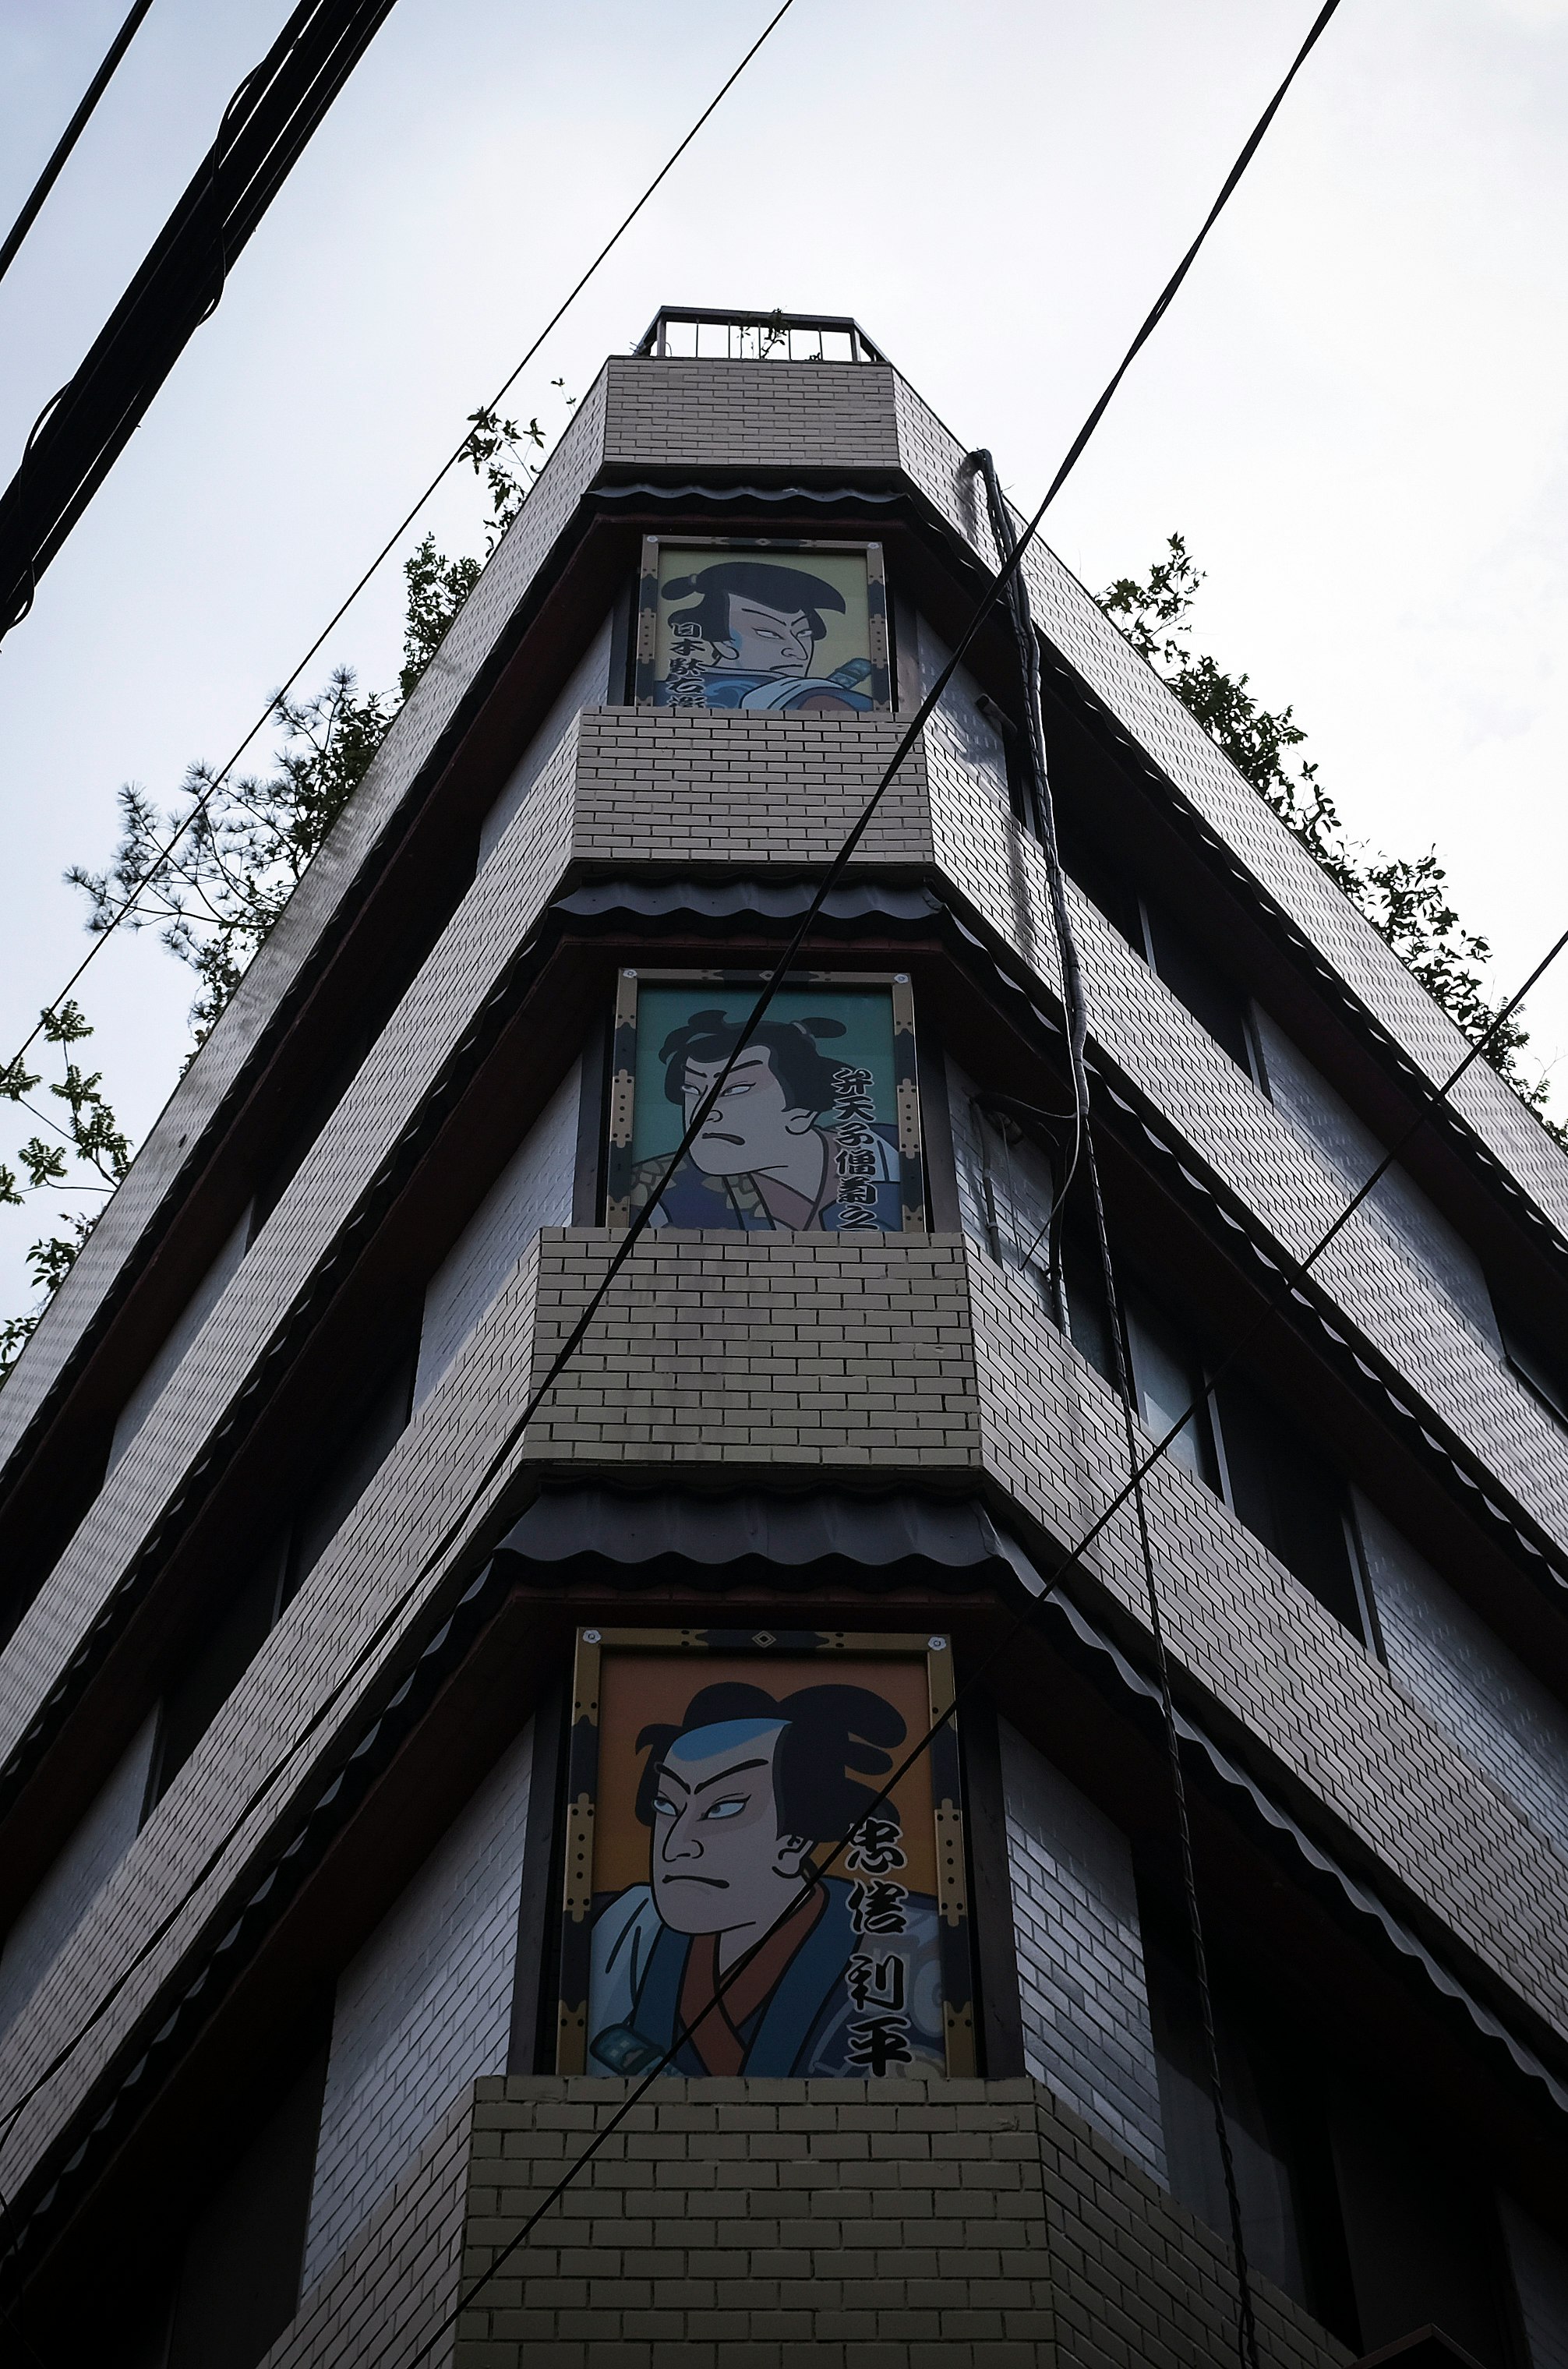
[0,390,567,1379]
[1100,534,1558,1126]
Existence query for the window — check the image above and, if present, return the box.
[1061,1248,1220,1494]
[1123,1292,1220,1492]
[1061,1243,1367,1639]
[148,1338,417,1808]
[1143,1925,1358,2341]
[1498,1308,1568,1430]
[1210,1376,1368,1639]
[1139,899,1257,1077]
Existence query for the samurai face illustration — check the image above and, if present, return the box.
[646,1719,809,1954]
[634,1682,906,1968]
[661,560,847,683]
[660,1010,847,1198]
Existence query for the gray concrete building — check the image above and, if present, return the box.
[2,305,1567,2369]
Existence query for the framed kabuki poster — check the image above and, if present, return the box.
[634,537,891,715]
[605,969,926,1235]
[556,1629,974,2080]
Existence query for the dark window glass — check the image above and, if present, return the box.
[1060,1246,1219,1493]
[1144,1932,1358,2343]
[1061,1227,1116,1385]
[1049,825,1256,1074]
[149,1339,416,1807]
[1141,901,1255,1075]
[1124,1294,1219,1492]
[1328,2085,1517,2367]
[1499,1312,1568,1430]
[1212,1378,1365,1636]
[1055,818,1143,951]
[281,1344,416,1608]
[166,2042,328,2369]
[149,1542,288,1806]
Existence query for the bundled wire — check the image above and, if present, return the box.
[973,437,1259,2368]
[0,0,799,1075]
[0,0,401,644]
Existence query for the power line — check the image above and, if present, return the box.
[380,913,1568,2369]
[0,0,157,288]
[0,0,1354,2271]
[0,0,402,645]
[0,0,800,1075]
[16,1,1545,2340]
[973,434,1259,2368]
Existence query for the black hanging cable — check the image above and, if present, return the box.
[392,927,1568,2369]
[0,0,157,288]
[973,451,1080,1329]
[0,0,800,1079]
[0,0,404,646]
[0,0,1398,2287]
[973,440,1259,2369]
[0,0,1355,2218]
[4,909,1563,2318]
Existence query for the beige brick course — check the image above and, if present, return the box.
[260,2077,1348,2369]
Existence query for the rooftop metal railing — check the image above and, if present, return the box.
[633,305,887,364]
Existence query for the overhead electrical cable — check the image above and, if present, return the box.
[0,0,1377,2293]
[0,0,1346,2228]
[974,434,1259,2367]
[0,0,800,1073]
[0,0,157,289]
[0,0,403,648]
[369,913,1568,2369]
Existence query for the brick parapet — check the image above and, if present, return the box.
[521,1230,977,1469]
[4,1228,1566,2223]
[600,355,904,476]
[570,708,933,870]
[262,2074,1350,2369]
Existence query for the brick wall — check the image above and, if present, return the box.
[0,1710,156,2041]
[521,1229,977,1470]
[12,717,1565,1831]
[303,1723,533,2290]
[261,2074,1350,2369]
[1355,1492,1568,1859]
[0,372,612,1468]
[9,1213,1568,2222]
[887,358,1568,1237]
[415,1065,581,1410]
[998,1721,1167,2186]
[569,706,933,870]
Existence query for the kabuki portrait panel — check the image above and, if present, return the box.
[557,1631,973,2080]
[606,970,926,1236]
[634,537,890,715]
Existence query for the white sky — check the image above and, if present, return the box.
[2,0,1565,1313]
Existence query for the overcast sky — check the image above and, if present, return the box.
[2,0,1565,1312]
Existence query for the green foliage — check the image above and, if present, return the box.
[67,402,559,1050]
[0,1001,132,1376]
[1100,534,1556,1129]
[1,392,571,1382]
